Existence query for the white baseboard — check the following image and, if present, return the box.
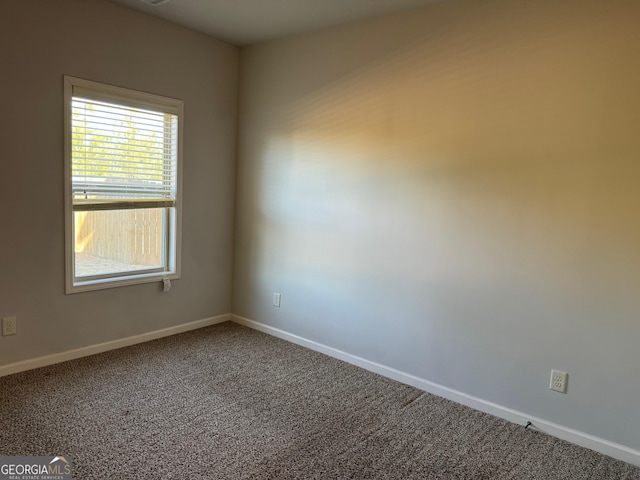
[0,313,231,378]
[231,314,640,468]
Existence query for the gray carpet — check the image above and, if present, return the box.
[1,322,638,479]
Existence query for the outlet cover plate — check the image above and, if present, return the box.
[2,316,17,336]
[550,369,568,393]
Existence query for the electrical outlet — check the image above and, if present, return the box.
[2,316,17,336]
[549,369,568,393]
[273,292,281,308]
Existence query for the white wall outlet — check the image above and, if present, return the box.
[550,369,568,393]
[2,316,17,336]
[273,292,281,308]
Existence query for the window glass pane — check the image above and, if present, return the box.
[74,208,166,278]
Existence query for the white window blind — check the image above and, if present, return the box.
[71,90,178,211]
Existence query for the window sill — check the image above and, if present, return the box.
[66,271,180,294]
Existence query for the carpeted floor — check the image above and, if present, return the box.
[1,321,638,479]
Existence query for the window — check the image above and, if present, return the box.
[64,76,183,293]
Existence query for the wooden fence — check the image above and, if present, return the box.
[75,209,163,267]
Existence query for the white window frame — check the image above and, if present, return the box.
[64,76,183,293]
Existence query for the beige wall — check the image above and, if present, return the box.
[235,0,640,450]
[0,0,238,362]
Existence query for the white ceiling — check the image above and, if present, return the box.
[109,0,448,46]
